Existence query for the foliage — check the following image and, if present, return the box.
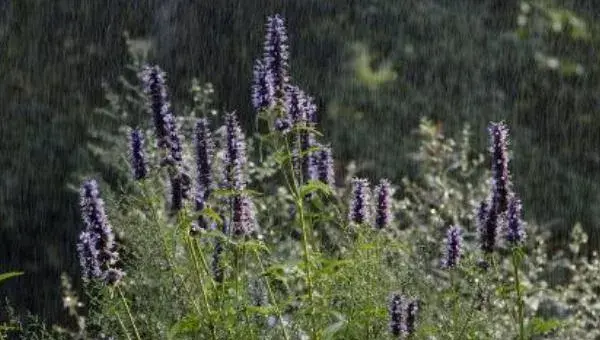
[4,0,600,332]
[5,16,595,339]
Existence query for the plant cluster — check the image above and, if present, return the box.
[5,12,600,340]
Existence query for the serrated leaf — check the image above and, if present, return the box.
[529,317,562,335]
[168,314,201,339]
[300,180,333,198]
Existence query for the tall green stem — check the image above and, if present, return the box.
[186,237,218,340]
[254,249,291,340]
[511,249,525,340]
[283,139,317,338]
[116,286,142,340]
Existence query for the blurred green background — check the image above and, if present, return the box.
[2,0,600,326]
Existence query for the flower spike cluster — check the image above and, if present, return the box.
[389,294,420,338]
[314,144,335,187]
[506,195,525,245]
[375,179,392,229]
[140,64,190,212]
[489,122,511,213]
[442,226,462,269]
[349,178,371,225]
[77,179,124,285]
[223,112,255,236]
[140,65,170,150]
[192,118,214,230]
[263,14,289,103]
[478,121,520,253]
[251,59,275,112]
[129,128,147,180]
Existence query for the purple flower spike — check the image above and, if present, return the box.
[77,231,101,279]
[389,294,405,336]
[478,198,499,253]
[405,299,419,336]
[286,86,306,124]
[195,118,214,200]
[349,178,371,225]
[315,144,335,187]
[193,118,214,230]
[252,59,275,112]
[506,195,525,245]
[223,112,248,191]
[442,226,462,269]
[305,94,317,124]
[77,179,123,284]
[274,117,292,134]
[488,122,511,214]
[129,128,147,180]
[140,65,171,150]
[263,14,289,101]
[375,179,392,229]
[232,195,256,236]
[161,114,183,167]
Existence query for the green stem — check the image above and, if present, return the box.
[117,286,142,340]
[283,132,318,339]
[186,237,218,340]
[254,249,291,340]
[511,249,525,340]
[455,278,483,339]
[115,311,133,340]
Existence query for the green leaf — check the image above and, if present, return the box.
[300,180,333,198]
[529,317,562,335]
[168,314,201,339]
[0,272,23,284]
[201,207,223,224]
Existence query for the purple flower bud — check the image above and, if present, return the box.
[77,179,123,284]
[506,195,525,245]
[195,118,214,200]
[476,259,490,272]
[315,144,335,187]
[140,65,170,150]
[274,117,292,134]
[252,59,275,112]
[442,226,462,269]
[349,178,371,225]
[232,195,256,236]
[488,122,511,214]
[129,128,147,180]
[478,198,499,253]
[375,179,392,229]
[263,14,289,101]
[223,112,248,191]
[389,294,405,336]
[104,268,126,286]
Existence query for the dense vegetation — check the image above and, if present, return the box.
[2,0,600,337]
